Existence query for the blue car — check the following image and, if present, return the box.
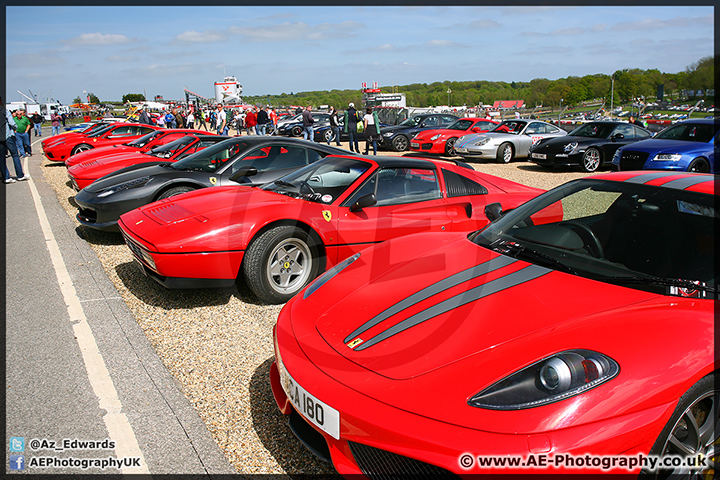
[611,118,718,173]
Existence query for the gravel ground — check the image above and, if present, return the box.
[39,137,593,475]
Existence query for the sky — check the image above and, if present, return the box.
[6,5,715,105]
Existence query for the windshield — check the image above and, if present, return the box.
[654,122,717,143]
[263,157,371,205]
[127,130,164,148]
[446,119,475,131]
[472,179,716,297]
[170,139,252,172]
[148,136,196,158]
[568,123,615,138]
[398,116,423,127]
[490,120,526,134]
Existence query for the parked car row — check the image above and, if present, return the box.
[46,121,716,479]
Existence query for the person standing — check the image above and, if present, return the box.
[344,103,360,153]
[256,106,269,135]
[2,102,29,182]
[198,109,208,130]
[137,107,153,125]
[302,105,314,142]
[50,111,62,136]
[216,104,228,135]
[186,109,195,129]
[327,106,341,146]
[362,107,381,155]
[156,110,166,128]
[245,108,257,135]
[31,111,43,137]
[268,107,278,135]
[13,110,33,157]
[176,109,186,129]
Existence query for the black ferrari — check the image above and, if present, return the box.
[528,121,652,172]
[74,136,347,231]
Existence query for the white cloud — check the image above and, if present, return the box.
[63,33,134,45]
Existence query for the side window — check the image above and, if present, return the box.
[307,148,331,164]
[423,116,439,127]
[373,168,441,206]
[614,125,634,138]
[633,126,651,138]
[107,126,133,137]
[526,122,545,134]
[442,115,457,125]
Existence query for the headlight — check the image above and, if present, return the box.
[303,253,360,299]
[468,349,619,410]
[97,176,152,198]
[563,142,579,153]
[383,132,394,137]
[430,134,442,141]
[473,137,491,147]
[652,153,683,162]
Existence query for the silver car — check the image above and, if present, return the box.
[453,119,567,163]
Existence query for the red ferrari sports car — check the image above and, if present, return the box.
[410,117,498,156]
[270,171,716,477]
[41,121,112,151]
[67,133,223,191]
[43,122,159,162]
[64,128,212,168]
[118,155,545,303]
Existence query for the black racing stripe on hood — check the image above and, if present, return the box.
[343,255,518,345]
[662,176,712,191]
[352,264,551,351]
[624,172,677,184]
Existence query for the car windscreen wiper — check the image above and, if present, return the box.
[491,240,578,275]
[603,275,716,294]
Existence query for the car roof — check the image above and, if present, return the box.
[341,155,462,170]
[587,171,715,195]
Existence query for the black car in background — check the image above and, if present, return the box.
[379,113,459,151]
[277,112,331,137]
[74,137,347,231]
[528,121,653,172]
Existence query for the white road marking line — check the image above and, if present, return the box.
[24,155,150,474]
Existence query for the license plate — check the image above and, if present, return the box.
[531,153,546,159]
[278,358,340,439]
[410,142,419,148]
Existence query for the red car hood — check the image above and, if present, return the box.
[120,186,308,253]
[291,233,656,381]
[68,152,157,179]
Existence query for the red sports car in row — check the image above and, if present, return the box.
[270,171,716,477]
[43,122,159,162]
[118,155,545,304]
[64,128,212,168]
[409,117,498,156]
[41,121,113,151]
[67,133,222,191]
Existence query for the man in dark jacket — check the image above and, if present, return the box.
[137,107,154,125]
[343,102,361,153]
[302,105,314,142]
[257,106,269,135]
[31,112,43,137]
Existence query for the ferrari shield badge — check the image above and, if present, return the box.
[209,177,217,185]
[322,210,332,222]
[347,338,364,349]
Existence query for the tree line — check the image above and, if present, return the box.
[243,55,714,109]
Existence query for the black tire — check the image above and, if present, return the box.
[157,186,195,200]
[444,137,458,156]
[290,125,302,137]
[72,144,92,155]
[688,158,711,173]
[581,147,602,172]
[242,225,321,304]
[643,372,718,479]
[323,129,333,143]
[496,142,514,163]
[391,135,409,152]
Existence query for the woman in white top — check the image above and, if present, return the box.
[363,107,381,155]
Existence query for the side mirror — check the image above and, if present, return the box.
[484,202,504,222]
[612,133,625,140]
[229,166,258,183]
[471,127,481,132]
[350,193,377,212]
